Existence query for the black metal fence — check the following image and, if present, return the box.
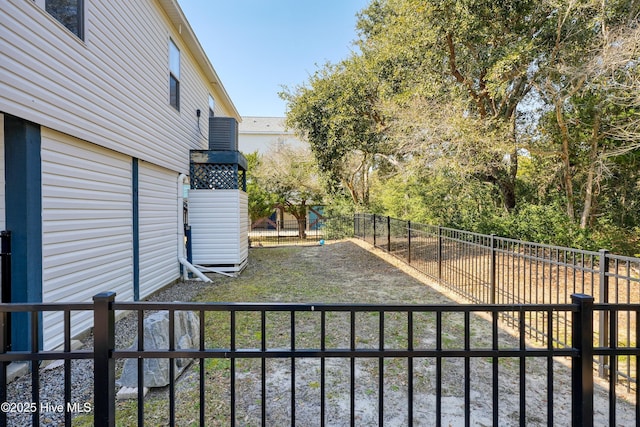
[3,292,636,426]
[354,213,640,389]
[249,216,352,247]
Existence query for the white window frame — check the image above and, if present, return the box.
[208,95,216,118]
[169,39,181,111]
[34,0,84,39]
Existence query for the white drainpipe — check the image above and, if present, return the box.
[177,173,212,283]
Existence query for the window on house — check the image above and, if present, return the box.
[169,39,180,111]
[208,95,215,117]
[35,0,84,39]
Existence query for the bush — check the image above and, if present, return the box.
[449,203,595,250]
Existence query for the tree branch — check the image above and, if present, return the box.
[446,33,486,118]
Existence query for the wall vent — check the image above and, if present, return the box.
[209,117,238,151]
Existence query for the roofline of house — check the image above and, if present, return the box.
[239,116,296,135]
[158,0,242,122]
[240,130,296,135]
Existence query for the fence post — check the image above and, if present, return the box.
[407,221,412,265]
[277,219,281,245]
[363,214,367,241]
[437,226,442,281]
[387,216,391,253]
[353,214,357,238]
[94,292,116,427]
[598,249,609,379]
[490,234,496,304]
[571,293,594,427]
[373,215,377,247]
[0,298,7,427]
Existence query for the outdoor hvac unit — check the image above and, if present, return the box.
[209,117,239,151]
[188,125,248,274]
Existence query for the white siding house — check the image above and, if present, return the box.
[0,0,241,350]
[239,116,307,155]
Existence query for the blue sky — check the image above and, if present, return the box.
[177,0,370,118]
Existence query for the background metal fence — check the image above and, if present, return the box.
[249,216,352,247]
[354,213,640,390]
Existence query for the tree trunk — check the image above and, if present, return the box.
[344,179,361,206]
[282,200,308,239]
[297,217,307,239]
[555,101,575,221]
[294,200,307,239]
[580,112,602,229]
[361,160,370,206]
[498,177,517,212]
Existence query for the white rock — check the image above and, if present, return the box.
[118,310,200,388]
[116,386,149,400]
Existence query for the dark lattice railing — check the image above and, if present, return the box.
[190,163,246,190]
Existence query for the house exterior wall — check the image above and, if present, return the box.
[1,0,241,349]
[238,116,306,156]
[138,162,180,298]
[0,0,238,174]
[41,129,134,349]
[238,117,320,227]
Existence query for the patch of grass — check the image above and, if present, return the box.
[70,413,93,426]
[207,358,231,372]
[195,247,346,305]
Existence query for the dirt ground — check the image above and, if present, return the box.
[138,240,637,426]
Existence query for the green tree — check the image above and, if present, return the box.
[355,0,564,211]
[533,4,640,228]
[281,54,385,208]
[282,0,640,252]
[253,146,325,239]
[244,151,277,223]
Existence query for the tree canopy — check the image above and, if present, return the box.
[251,146,325,238]
[282,0,640,254]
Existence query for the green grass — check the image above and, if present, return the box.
[76,244,543,425]
[194,247,346,304]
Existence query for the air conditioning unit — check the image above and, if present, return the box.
[209,117,238,151]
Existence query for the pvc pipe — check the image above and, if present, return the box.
[177,173,212,283]
[180,256,211,283]
[193,264,236,278]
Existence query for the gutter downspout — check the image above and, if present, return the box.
[178,173,212,283]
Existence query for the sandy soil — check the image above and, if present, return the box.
[166,239,637,426]
[8,239,635,426]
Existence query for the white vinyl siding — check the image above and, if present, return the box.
[239,191,249,261]
[139,162,179,298]
[189,189,248,268]
[41,129,132,349]
[1,0,237,174]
